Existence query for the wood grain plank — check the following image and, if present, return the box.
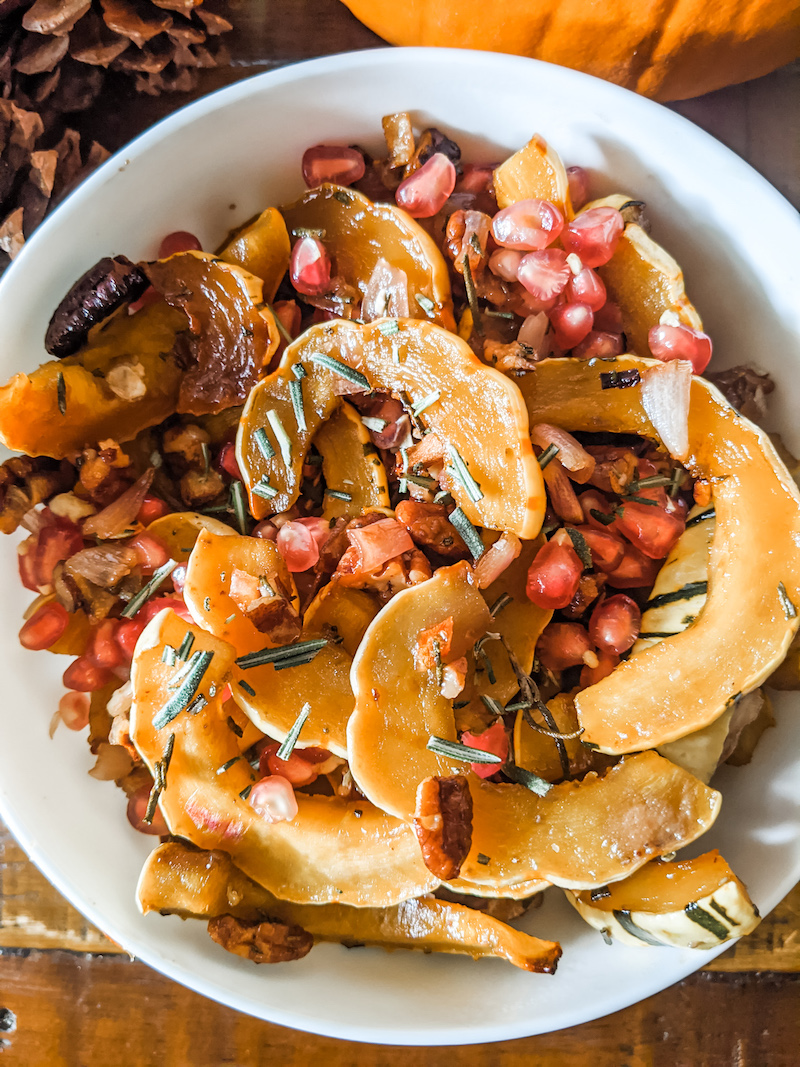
[0,952,796,1067]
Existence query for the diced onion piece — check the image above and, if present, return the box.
[641,360,692,462]
[361,257,410,321]
[474,531,522,589]
[347,518,414,572]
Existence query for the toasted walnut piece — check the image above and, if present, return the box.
[162,423,210,472]
[707,365,775,423]
[78,444,131,505]
[245,597,301,643]
[180,468,225,508]
[414,774,473,881]
[586,446,638,494]
[483,339,539,372]
[44,255,149,358]
[207,914,313,964]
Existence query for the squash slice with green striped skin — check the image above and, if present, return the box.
[0,301,186,459]
[237,318,545,536]
[314,402,391,520]
[281,184,455,330]
[580,194,704,356]
[130,610,438,906]
[517,356,800,754]
[493,134,572,218]
[568,850,760,949]
[219,206,290,301]
[347,562,721,891]
[137,842,561,973]
[182,529,353,757]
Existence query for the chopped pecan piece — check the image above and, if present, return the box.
[707,364,774,422]
[180,468,225,508]
[45,255,149,358]
[207,914,313,964]
[414,774,473,881]
[162,423,211,474]
[586,446,638,494]
[78,442,131,506]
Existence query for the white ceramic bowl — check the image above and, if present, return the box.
[0,49,799,1046]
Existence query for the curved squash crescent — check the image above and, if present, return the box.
[516,356,800,753]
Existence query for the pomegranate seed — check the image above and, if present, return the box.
[589,595,641,654]
[566,166,590,210]
[517,249,570,309]
[19,601,69,650]
[537,622,594,672]
[648,324,713,374]
[526,539,583,609]
[28,522,84,591]
[605,544,662,589]
[128,287,162,315]
[580,649,619,687]
[63,656,112,692]
[550,302,594,349]
[461,721,508,779]
[127,785,169,835]
[566,267,606,311]
[616,502,684,560]
[562,207,624,268]
[570,525,625,572]
[216,441,243,481]
[58,691,91,731]
[249,775,298,823]
[290,236,331,296]
[88,618,124,670]
[253,520,279,541]
[116,619,145,662]
[395,153,456,218]
[259,742,319,787]
[129,532,170,574]
[137,495,170,525]
[488,248,523,282]
[18,540,39,591]
[572,330,624,360]
[491,198,564,251]
[457,164,496,195]
[159,231,202,257]
[666,494,689,520]
[302,144,365,188]
[276,519,321,572]
[594,300,623,334]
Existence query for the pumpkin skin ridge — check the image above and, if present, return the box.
[515,356,800,754]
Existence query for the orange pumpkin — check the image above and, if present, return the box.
[341,0,800,101]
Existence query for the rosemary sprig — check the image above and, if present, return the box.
[310,352,370,390]
[227,715,244,737]
[239,784,253,801]
[289,378,306,432]
[326,489,352,501]
[778,582,797,619]
[121,559,178,619]
[230,480,249,534]
[447,447,483,502]
[266,409,293,467]
[476,853,491,865]
[600,369,641,390]
[292,362,307,379]
[216,755,243,775]
[686,507,715,528]
[252,476,278,500]
[201,441,210,474]
[448,507,484,561]
[433,490,453,505]
[414,293,436,318]
[143,732,175,824]
[56,371,66,415]
[462,253,482,336]
[153,651,213,729]
[426,735,502,765]
[377,319,399,337]
[537,444,559,470]
[161,645,177,666]
[412,391,441,418]
[177,632,195,661]
[235,638,328,671]
[565,526,593,569]
[238,679,256,697]
[504,762,552,797]
[669,467,686,498]
[480,694,504,718]
[590,508,616,527]
[405,473,437,490]
[253,427,275,461]
[473,635,497,685]
[276,702,311,761]
[264,300,293,344]
[489,592,513,617]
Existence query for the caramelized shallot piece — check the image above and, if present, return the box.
[530,425,595,483]
[473,531,521,588]
[414,774,473,881]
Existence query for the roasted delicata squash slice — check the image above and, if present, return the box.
[0,301,186,459]
[568,850,760,950]
[493,134,572,218]
[513,692,614,783]
[138,842,561,973]
[183,529,353,756]
[580,194,704,356]
[313,402,391,519]
[347,562,721,890]
[302,583,381,658]
[517,356,800,753]
[218,206,291,301]
[237,318,545,536]
[281,184,454,329]
[130,610,437,906]
[146,512,236,562]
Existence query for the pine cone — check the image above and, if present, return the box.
[0,0,233,115]
[0,97,108,265]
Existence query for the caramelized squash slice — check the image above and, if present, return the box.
[0,302,186,459]
[314,402,390,520]
[513,692,614,783]
[146,512,236,562]
[130,610,437,906]
[183,529,353,756]
[569,850,760,949]
[281,184,454,329]
[138,842,561,973]
[219,206,291,301]
[581,194,703,355]
[237,318,545,536]
[303,582,381,658]
[517,356,800,753]
[493,134,572,218]
[347,562,721,890]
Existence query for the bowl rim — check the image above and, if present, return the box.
[0,45,799,1046]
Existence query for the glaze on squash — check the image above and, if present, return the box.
[138,842,561,972]
[347,562,721,890]
[237,318,545,536]
[516,356,800,753]
[130,610,437,906]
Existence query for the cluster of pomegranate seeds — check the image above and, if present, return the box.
[396,153,457,218]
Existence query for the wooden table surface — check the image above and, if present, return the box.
[1,2,799,1063]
